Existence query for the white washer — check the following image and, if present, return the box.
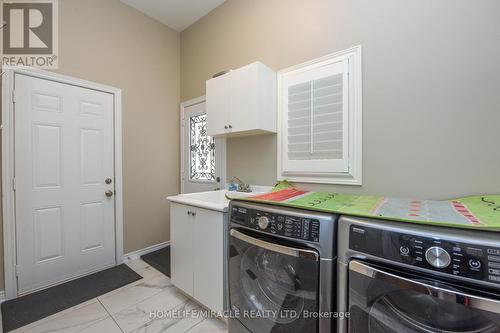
[337,215,500,332]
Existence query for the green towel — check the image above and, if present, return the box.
[227,181,500,231]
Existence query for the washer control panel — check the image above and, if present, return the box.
[349,224,500,286]
[231,205,320,242]
[425,246,452,269]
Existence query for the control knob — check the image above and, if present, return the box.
[425,246,451,269]
[258,216,270,230]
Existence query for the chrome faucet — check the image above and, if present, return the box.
[231,176,252,193]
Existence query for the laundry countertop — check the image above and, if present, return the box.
[227,183,500,231]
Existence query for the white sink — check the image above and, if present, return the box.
[167,189,266,212]
[181,190,232,205]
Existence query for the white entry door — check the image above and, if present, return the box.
[14,74,116,295]
[182,99,226,193]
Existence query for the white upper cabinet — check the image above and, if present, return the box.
[206,61,277,137]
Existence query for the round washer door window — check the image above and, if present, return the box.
[229,231,320,333]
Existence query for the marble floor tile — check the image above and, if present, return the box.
[12,300,108,333]
[99,274,172,314]
[138,265,165,281]
[187,318,228,333]
[113,287,188,332]
[126,259,152,273]
[131,300,205,333]
[99,261,163,302]
[76,317,122,333]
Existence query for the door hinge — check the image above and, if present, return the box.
[12,178,16,191]
[12,89,16,104]
[15,264,20,277]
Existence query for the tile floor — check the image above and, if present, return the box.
[2,259,228,333]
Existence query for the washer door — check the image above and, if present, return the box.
[229,229,320,333]
[348,260,500,333]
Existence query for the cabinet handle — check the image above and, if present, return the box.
[228,125,232,129]
[192,212,197,216]
[224,125,228,129]
[187,211,192,216]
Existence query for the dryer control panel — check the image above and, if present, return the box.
[230,205,320,242]
[349,224,500,286]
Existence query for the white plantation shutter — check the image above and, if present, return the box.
[283,59,349,173]
[278,46,362,185]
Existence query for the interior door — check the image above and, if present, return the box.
[182,100,225,193]
[14,74,116,295]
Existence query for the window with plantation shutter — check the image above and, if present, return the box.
[278,46,362,185]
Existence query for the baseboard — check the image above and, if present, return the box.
[0,290,6,303]
[123,241,170,263]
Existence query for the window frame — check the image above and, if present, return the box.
[277,45,363,185]
[180,96,227,194]
[188,112,216,182]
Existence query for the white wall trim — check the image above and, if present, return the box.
[0,290,5,303]
[180,96,227,194]
[122,241,170,263]
[277,45,363,185]
[1,67,124,300]
[2,68,16,301]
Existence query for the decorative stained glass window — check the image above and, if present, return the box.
[190,114,216,181]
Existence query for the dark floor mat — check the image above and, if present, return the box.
[1,264,141,332]
[141,246,170,277]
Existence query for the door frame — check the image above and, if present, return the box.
[180,96,226,194]
[2,67,124,300]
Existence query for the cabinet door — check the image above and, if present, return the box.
[193,208,224,312]
[170,203,194,297]
[206,72,231,136]
[228,63,259,133]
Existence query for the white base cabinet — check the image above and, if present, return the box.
[170,203,194,297]
[170,202,225,313]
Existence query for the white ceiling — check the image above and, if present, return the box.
[120,0,226,32]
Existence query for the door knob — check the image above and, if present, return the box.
[105,190,114,197]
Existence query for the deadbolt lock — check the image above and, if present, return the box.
[105,178,113,184]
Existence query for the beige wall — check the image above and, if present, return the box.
[0,0,180,289]
[181,0,500,199]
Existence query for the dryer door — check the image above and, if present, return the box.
[348,260,500,333]
[229,229,320,333]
